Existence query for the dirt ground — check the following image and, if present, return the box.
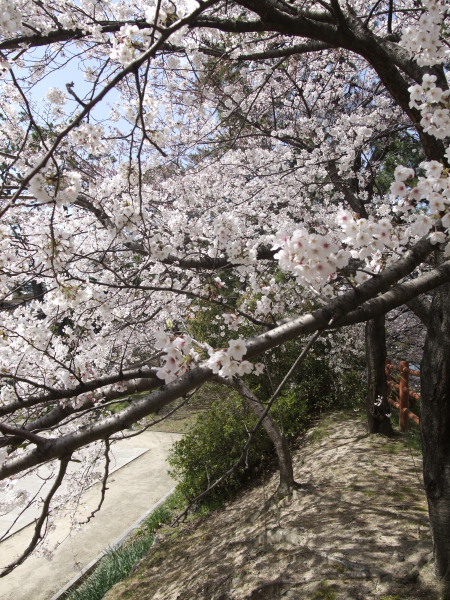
[104,413,438,600]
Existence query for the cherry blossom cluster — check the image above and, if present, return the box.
[0,0,23,37]
[409,74,450,139]
[400,0,448,66]
[39,228,75,272]
[46,87,68,107]
[271,201,444,290]
[45,87,68,118]
[109,197,142,232]
[154,331,199,383]
[0,224,12,285]
[213,214,257,265]
[110,24,155,66]
[213,214,239,247]
[154,330,263,382]
[274,228,344,287]
[28,172,54,205]
[108,2,201,67]
[391,10,450,258]
[211,311,248,338]
[205,339,264,379]
[148,233,173,260]
[29,171,82,207]
[69,123,107,157]
[144,0,199,24]
[391,160,450,255]
[272,228,347,290]
[222,312,241,331]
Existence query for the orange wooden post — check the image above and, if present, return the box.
[399,360,409,432]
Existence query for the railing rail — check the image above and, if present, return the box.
[385,359,420,431]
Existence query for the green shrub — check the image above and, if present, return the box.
[273,384,312,440]
[168,393,273,508]
[169,337,366,509]
[168,352,338,507]
[250,348,342,436]
[334,365,366,410]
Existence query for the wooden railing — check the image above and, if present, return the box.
[385,360,420,432]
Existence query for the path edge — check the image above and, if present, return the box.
[50,486,176,600]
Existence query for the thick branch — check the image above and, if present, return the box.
[0,376,163,448]
[0,233,437,479]
[335,261,450,327]
[0,423,48,447]
[0,367,159,417]
[202,40,337,60]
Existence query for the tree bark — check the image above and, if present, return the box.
[231,378,297,495]
[244,394,296,495]
[365,316,393,435]
[421,283,450,599]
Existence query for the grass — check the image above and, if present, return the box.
[402,421,422,454]
[387,392,422,454]
[65,491,184,600]
[66,538,154,600]
[310,581,338,600]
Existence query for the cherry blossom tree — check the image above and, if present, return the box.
[0,0,450,592]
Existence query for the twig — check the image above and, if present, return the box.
[0,455,71,577]
[79,439,111,524]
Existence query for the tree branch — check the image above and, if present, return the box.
[0,367,160,418]
[0,232,437,480]
[79,439,111,525]
[0,455,71,577]
[334,261,450,328]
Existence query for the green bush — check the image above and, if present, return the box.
[273,384,312,440]
[169,337,366,509]
[168,393,273,508]
[169,352,338,507]
[334,364,366,411]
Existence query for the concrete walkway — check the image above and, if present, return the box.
[0,431,182,600]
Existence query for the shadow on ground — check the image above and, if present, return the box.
[105,414,437,600]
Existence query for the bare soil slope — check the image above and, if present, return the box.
[105,414,437,600]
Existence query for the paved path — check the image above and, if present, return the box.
[0,431,182,600]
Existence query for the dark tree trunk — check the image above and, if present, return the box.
[366,316,393,435]
[233,379,297,494]
[421,283,450,599]
[244,395,296,494]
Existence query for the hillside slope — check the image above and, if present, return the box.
[105,414,437,600]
